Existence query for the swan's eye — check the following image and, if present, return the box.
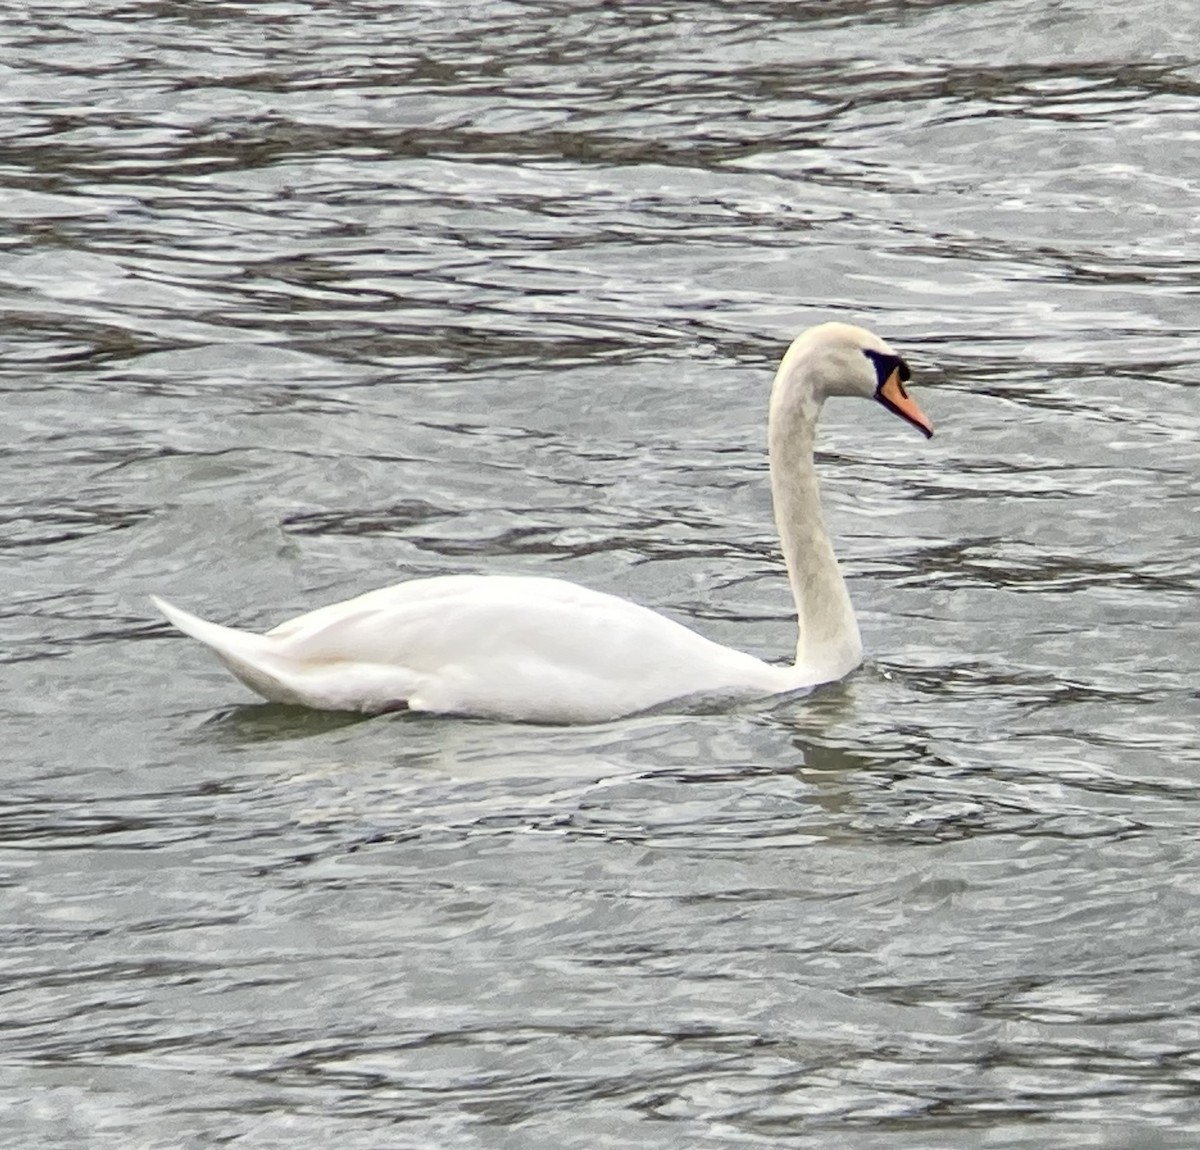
[863,348,903,389]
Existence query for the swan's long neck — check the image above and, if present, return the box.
[768,362,863,681]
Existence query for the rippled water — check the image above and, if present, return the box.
[4,1,1200,1146]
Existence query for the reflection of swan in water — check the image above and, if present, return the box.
[153,322,933,724]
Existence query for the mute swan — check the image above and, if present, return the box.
[152,322,933,723]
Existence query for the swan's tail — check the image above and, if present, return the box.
[150,595,305,706]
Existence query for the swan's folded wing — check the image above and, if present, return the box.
[156,575,794,721]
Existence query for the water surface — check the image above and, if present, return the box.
[3,1,1200,1146]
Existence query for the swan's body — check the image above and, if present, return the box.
[152,576,796,723]
[154,322,933,724]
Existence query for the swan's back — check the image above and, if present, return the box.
[156,575,794,723]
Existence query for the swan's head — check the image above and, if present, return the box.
[775,321,934,438]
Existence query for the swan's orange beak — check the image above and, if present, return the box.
[877,368,934,438]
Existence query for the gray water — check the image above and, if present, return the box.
[3,1,1200,1146]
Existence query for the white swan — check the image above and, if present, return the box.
[153,322,933,723]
